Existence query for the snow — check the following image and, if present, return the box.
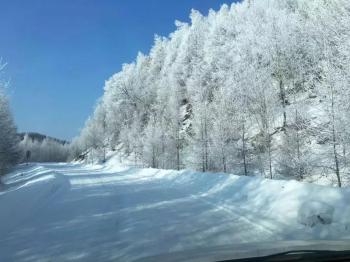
[0,158,350,261]
[298,201,334,227]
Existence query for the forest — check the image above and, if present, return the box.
[69,0,349,186]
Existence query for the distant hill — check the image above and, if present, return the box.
[18,132,69,145]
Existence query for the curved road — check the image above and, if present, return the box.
[0,163,295,261]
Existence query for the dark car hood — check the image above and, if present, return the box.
[136,240,350,262]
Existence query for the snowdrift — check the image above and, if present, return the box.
[0,164,71,237]
[169,170,350,236]
[103,154,350,239]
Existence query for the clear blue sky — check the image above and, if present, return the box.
[0,0,237,140]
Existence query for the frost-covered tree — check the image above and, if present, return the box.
[73,0,350,185]
[278,107,312,180]
[18,134,69,163]
[0,90,19,174]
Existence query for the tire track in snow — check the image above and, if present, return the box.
[191,194,284,240]
[0,168,70,242]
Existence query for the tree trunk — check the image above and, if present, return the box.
[267,136,273,179]
[279,79,287,129]
[200,120,205,172]
[204,117,208,172]
[134,147,137,166]
[176,117,181,171]
[330,85,341,187]
[262,91,273,179]
[295,109,302,180]
[242,121,248,176]
[161,128,165,169]
[332,129,341,187]
[343,143,347,168]
[103,146,106,163]
[176,143,180,171]
[152,147,156,168]
[222,153,227,173]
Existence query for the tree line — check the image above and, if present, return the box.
[0,68,70,175]
[73,0,348,186]
[18,133,70,163]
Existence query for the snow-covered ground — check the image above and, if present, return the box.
[1,158,350,261]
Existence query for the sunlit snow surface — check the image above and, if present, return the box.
[0,160,350,261]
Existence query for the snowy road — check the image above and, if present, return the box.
[1,163,349,261]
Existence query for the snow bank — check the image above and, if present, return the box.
[83,151,350,241]
[298,201,334,227]
[0,166,70,237]
[171,171,350,237]
[104,154,350,239]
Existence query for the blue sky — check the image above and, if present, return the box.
[0,0,237,140]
